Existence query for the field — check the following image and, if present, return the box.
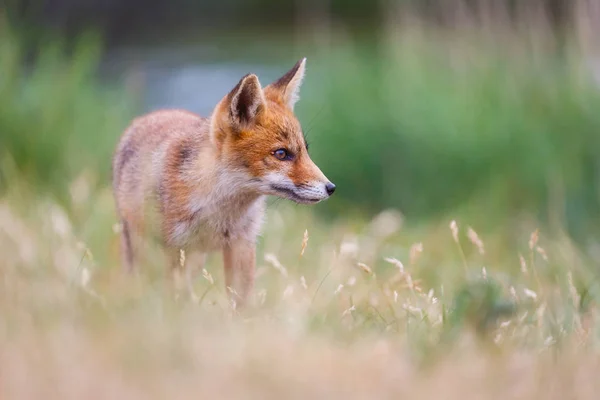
[1,190,599,398]
[2,8,600,399]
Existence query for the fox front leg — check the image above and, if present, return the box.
[222,239,256,309]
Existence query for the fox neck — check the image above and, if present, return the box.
[185,147,264,222]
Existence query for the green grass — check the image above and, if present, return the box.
[0,20,134,203]
[300,28,600,238]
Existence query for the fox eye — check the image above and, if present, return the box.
[272,149,292,161]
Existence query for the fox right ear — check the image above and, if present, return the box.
[228,74,265,127]
[266,58,306,110]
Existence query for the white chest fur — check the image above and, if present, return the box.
[169,193,266,250]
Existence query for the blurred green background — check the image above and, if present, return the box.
[2,0,600,239]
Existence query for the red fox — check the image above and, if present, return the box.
[112,58,335,307]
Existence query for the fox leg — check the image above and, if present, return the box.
[120,220,135,273]
[222,240,256,309]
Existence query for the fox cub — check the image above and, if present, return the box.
[112,58,335,306]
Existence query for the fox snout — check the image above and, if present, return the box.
[265,157,336,204]
[268,179,335,204]
[298,179,336,202]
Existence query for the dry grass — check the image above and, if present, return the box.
[1,178,599,399]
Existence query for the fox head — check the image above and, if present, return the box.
[210,58,335,204]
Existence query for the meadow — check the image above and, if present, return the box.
[2,8,600,398]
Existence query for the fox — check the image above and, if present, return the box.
[112,58,335,307]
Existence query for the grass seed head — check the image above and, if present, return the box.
[265,253,288,277]
[494,333,503,345]
[467,227,485,255]
[536,246,548,261]
[300,276,308,290]
[519,254,528,273]
[402,303,423,317]
[358,262,373,275]
[202,269,214,285]
[500,320,512,328]
[409,242,423,265]
[510,286,518,301]
[450,220,459,243]
[300,229,309,256]
[384,257,404,273]
[529,229,539,250]
[524,288,538,301]
[179,249,186,268]
[342,305,356,317]
[567,271,580,307]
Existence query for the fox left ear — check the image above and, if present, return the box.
[266,57,306,110]
[228,73,266,128]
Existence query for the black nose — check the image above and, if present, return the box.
[325,182,336,196]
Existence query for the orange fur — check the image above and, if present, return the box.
[112,58,335,307]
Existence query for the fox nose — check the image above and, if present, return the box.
[325,182,336,196]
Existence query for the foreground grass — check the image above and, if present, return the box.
[1,181,599,399]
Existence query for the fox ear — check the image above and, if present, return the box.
[229,74,265,127]
[267,57,306,110]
